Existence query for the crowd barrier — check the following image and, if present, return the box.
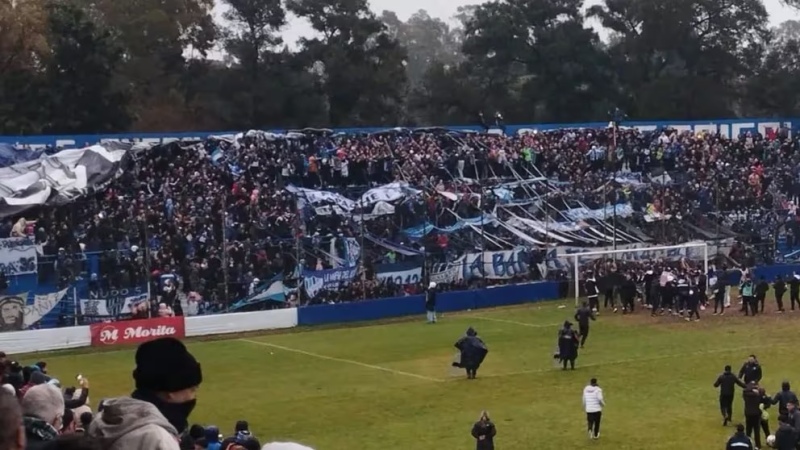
[296,281,561,326]
[0,281,561,354]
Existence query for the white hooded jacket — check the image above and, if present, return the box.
[582,384,605,413]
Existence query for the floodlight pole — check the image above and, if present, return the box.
[573,253,580,306]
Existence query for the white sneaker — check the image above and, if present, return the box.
[588,430,593,439]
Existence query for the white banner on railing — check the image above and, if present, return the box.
[0,237,37,275]
[429,248,530,283]
[376,267,422,285]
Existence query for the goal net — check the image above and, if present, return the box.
[566,242,710,307]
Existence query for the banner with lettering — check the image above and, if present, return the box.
[303,266,359,299]
[0,237,37,275]
[357,182,421,206]
[545,240,730,267]
[0,288,69,332]
[79,285,149,319]
[376,266,422,285]
[428,248,530,283]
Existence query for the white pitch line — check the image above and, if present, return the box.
[469,315,562,329]
[239,339,443,383]
[461,343,788,381]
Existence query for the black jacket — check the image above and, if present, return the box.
[714,372,746,397]
[743,388,763,417]
[425,289,436,311]
[773,389,799,415]
[585,279,598,298]
[738,362,762,384]
[726,433,754,450]
[471,420,496,450]
[790,277,800,294]
[774,423,797,450]
[574,307,595,328]
[775,280,787,296]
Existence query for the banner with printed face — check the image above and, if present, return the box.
[0,237,37,275]
[303,266,359,299]
[79,285,149,319]
[0,288,69,332]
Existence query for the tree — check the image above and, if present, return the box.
[39,1,131,133]
[455,0,614,123]
[220,0,288,128]
[287,0,408,126]
[589,0,769,119]
[380,9,463,89]
[744,22,800,117]
[0,0,50,134]
[75,0,217,130]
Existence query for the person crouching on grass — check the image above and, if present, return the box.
[471,410,496,450]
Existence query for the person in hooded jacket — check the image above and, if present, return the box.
[21,384,65,450]
[88,337,203,450]
[470,410,496,450]
[774,415,797,450]
[453,327,488,379]
[773,381,799,417]
[557,321,580,370]
[582,378,605,439]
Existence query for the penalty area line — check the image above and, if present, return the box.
[239,339,443,383]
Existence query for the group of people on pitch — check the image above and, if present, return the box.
[720,355,800,450]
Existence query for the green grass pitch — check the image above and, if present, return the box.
[19,299,800,449]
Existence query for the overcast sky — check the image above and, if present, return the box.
[211,0,800,52]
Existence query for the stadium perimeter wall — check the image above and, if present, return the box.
[0,281,560,354]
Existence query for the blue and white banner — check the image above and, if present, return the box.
[0,288,69,332]
[344,237,360,267]
[303,266,359,299]
[563,204,634,222]
[0,237,37,275]
[286,185,355,211]
[79,285,148,317]
[376,266,422,285]
[358,182,420,206]
[429,248,530,283]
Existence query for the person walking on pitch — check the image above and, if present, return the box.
[582,378,605,440]
[774,275,786,313]
[739,356,763,385]
[425,282,437,323]
[557,321,580,370]
[715,365,747,426]
[585,273,599,313]
[574,302,596,349]
[743,382,765,449]
[789,273,800,311]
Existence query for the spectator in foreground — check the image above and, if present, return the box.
[88,337,202,450]
[21,384,65,449]
[0,390,25,450]
[725,423,753,450]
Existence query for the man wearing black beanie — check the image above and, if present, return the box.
[88,337,202,450]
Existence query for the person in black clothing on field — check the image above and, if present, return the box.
[773,381,798,417]
[774,414,796,450]
[557,321,580,370]
[774,275,787,313]
[471,410,496,450]
[715,365,747,426]
[726,423,754,450]
[743,382,765,449]
[739,355,763,385]
[574,302,596,349]
[789,273,800,311]
[755,276,769,314]
[585,273,600,313]
[712,277,727,315]
[619,273,637,314]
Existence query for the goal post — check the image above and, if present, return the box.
[571,242,709,306]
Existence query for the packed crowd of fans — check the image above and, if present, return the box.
[7,125,799,317]
[0,339,313,450]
